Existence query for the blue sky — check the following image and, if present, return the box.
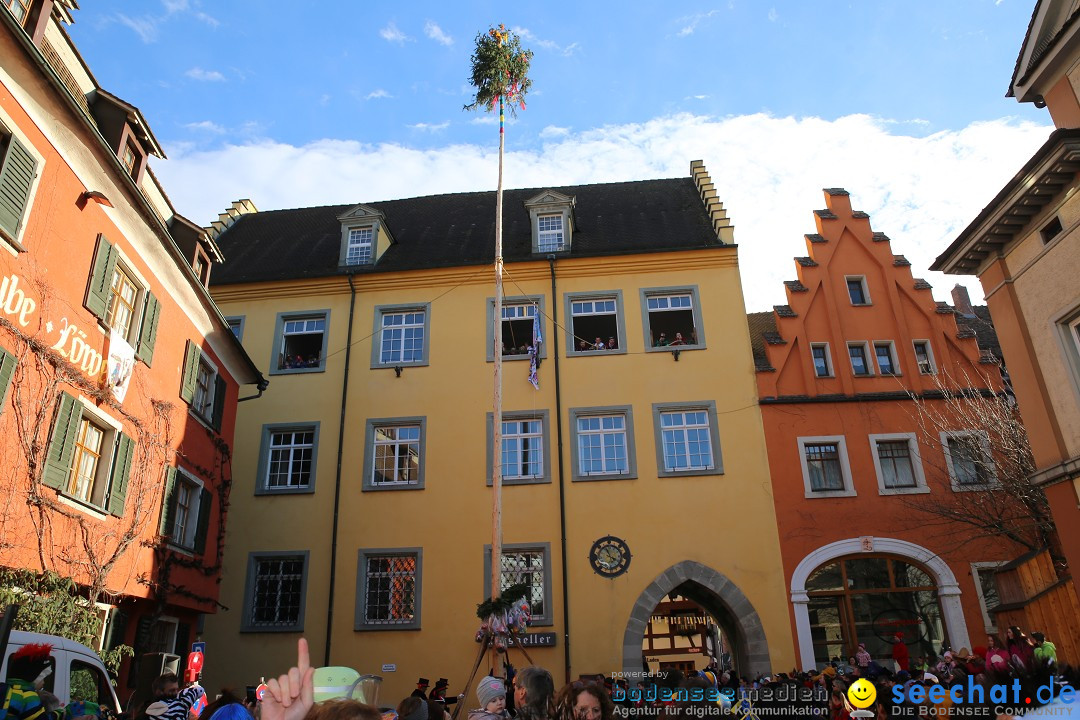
[68,1,1054,310]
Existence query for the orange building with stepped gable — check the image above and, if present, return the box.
[750,188,1026,670]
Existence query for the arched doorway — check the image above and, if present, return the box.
[790,538,969,670]
[621,561,771,677]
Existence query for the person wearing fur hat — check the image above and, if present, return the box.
[469,676,508,720]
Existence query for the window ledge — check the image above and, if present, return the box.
[187,408,216,434]
[878,486,930,496]
[355,624,422,632]
[645,345,705,354]
[0,231,26,256]
[56,493,108,519]
[804,488,858,499]
[372,361,429,370]
[569,348,628,357]
[573,472,637,482]
[165,542,195,557]
[486,477,551,487]
[951,482,1000,493]
[362,483,424,493]
[658,467,723,478]
[255,486,315,496]
[270,365,326,376]
[240,625,304,634]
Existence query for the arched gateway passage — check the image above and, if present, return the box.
[622,561,772,677]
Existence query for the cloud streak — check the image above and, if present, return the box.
[379,22,409,44]
[153,112,1051,311]
[185,67,226,82]
[424,21,453,46]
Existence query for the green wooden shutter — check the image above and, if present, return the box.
[210,375,227,432]
[42,392,80,490]
[180,340,200,404]
[0,345,17,413]
[135,292,160,366]
[107,432,134,517]
[193,488,212,555]
[159,467,178,537]
[85,234,117,320]
[0,134,37,241]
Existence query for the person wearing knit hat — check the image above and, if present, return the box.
[469,676,508,720]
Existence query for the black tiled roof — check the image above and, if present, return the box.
[210,177,722,286]
[914,279,933,290]
[784,280,808,293]
[746,311,777,372]
[774,304,797,317]
[795,257,818,267]
[872,232,890,242]
[893,255,911,266]
[954,306,1001,361]
[805,234,826,243]
[814,209,838,219]
[852,211,870,219]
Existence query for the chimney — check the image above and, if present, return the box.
[951,284,975,317]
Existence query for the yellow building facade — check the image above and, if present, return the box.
[203,162,795,701]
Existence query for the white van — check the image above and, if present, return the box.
[0,630,121,716]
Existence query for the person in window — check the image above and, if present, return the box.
[668,333,686,346]
[593,338,605,351]
[654,333,669,347]
[606,337,617,350]
[578,340,591,353]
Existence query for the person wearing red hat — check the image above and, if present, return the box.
[4,643,68,720]
[891,632,909,672]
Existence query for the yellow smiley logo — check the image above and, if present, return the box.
[846,679,876,709]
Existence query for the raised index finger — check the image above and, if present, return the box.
[297,637,310,675]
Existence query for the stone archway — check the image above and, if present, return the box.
[621,561,772,677]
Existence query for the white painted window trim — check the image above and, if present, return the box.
[847,342,874,377]
[168,467,205,553]
[810,342,833,378]
[970,561,1006,634]
[845,275,871,306]
[868,432,929,495]
[190,351,219,424]
[345,226,374,265]
[940,430,998,491]
[912,339,936,375]
[106,246,152,346]
[797,435,856,498]
[873,340,901,376]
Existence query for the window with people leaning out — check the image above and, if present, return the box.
[646,292,699,349]
[501,303,538,357]
[570,296,621,353]
[278,316,325,370]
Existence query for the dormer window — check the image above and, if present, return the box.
[3,0,31,25]
[338,204,391,267]
[346,227,373,265]
[525,190,575,255]
[538,214,564,252]
[121,142,138,178]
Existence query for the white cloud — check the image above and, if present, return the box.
[185,67,226,82]
[768,8,778,22]
[184,120,225,133]
[676,10,719,37]
[424,21,453,46]
[540,125,571,138]
[154,112,1051,311]
[366,89,392,100]
[161,0,188,12]
[379,22,409,44]
[116,14,159,43]
[194,12,219,27]
[511,27,579,56]
[408,122,450,132]
[688,95,709,100]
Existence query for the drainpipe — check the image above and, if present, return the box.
[237,379,269,403]
[548,255,571,685]
[325,274,357,666]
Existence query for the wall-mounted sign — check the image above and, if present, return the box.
[517,633,556,647]
[859,536,874,552]
[381,664,397,672]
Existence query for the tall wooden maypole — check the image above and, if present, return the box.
[465,24,533,675]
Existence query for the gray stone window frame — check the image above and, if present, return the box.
[255,422,321,496]
[796,435,856,498]
[355,547,423,631]
[525,192,574,255]
[651,400,724,478]
[225,316,245,343]
[486,295,548,363]
[868,432,929,496]
[569,405,638,482]
[362,416,427,492]
[482,542,553,626]
[639,285,707,353]
[370,303,431,369]
[486,409,551,486]
[564,290,629,357]
[270,310,331,376]
[240,550,310,633]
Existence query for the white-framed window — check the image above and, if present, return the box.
[242,551,309,632]
[144,616,179,654]
[641,286,704,351]
[868,433,929,495]
[356,549,421,630]
[371,424,421,487]
[651,401,724,477]
[568,293,625,354]
[278,317,326,370]
[537,214,565,252]
[846,276,870,306]
[971,561,1005,633]
[69,415,107,505]
[573,411,632,479]
[483,543,553,625]
[2,0,32,25]
[797,436,855,498]
[913,340,935,375]
[811,343,832,378]
[501,302,538,357]
[848,343,872,376]
[346,227,374,265]
[373,305,429,367]
[258,425,318,493]
[106,265,140,339]
[225,316,245,342]
[941,431,997,490]
[502,418,544,480]
[164,468,206,551]
[874,341,899,376]
[86,237,161,364]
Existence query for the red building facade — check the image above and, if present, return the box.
[0,1,263,692]
[752,189,1028,670]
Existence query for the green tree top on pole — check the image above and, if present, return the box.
[465,24,533,115]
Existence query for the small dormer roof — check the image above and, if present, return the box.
[92,88,166,158]
[524,190,576,210]
[337,203,386,223]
